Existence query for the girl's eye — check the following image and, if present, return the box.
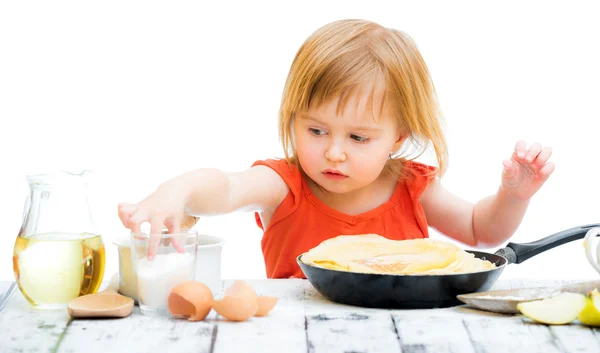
[309,128,326,136]
[350,134,369,143]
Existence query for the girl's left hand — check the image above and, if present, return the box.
[501,140,555,201]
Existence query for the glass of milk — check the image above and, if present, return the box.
[131,229,198,316]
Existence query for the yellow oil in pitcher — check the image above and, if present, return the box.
[13,232,105,309]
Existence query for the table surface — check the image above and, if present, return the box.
[1,278,600,353]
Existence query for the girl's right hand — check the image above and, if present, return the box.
[118,183,196,260]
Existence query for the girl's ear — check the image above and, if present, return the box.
[392,133,408,152]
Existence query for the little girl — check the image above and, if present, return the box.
[118,19,554,278]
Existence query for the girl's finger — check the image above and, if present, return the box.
[514,140,527,159]
[502,159,515,179]
[164,217,181,234]
[148,216,166,261]
[537,162,555,181]
[164,217,185,253]
[532,147,553,169]
[117,203,136,226]
[127,210,147,235]
[118,202,136,212]
[524,142,542,163]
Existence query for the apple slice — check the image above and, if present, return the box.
[578,289,600,327]
[517,292,586,325]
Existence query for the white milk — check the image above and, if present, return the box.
[135,252,195,310]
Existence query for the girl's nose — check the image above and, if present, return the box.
[325,143,347,162]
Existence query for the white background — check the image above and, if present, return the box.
[1,1,599,283]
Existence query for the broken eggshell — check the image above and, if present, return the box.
[168,281,213,321]
[255,296,278,317]
[211,281,279,321]
[212,280,259,321]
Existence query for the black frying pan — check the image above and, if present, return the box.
[297,223,600,309]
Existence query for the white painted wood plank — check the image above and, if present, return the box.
[392,312,476,353]
[0,287,69,353]
[213,300,306,353]
[306,309,401,353]
[58,309,218,353]
[548,325,600,353]
[591,328,600,347]
[463,316,565,353]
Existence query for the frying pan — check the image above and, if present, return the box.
[297,223,600,309]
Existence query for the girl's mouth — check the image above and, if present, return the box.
[323,169,348,180]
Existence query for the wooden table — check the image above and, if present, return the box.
[1,278,600,353]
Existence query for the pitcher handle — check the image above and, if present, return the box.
[18,194,31,235]
[584,227,600,274]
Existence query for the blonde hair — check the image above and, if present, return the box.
[279,19,448,179]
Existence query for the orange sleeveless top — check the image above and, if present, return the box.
[252,159,436,279]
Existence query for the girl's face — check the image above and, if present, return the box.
[293,88,403,195]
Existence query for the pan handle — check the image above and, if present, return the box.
[495,223,600,264]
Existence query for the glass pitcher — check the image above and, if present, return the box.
[12,170,106,309]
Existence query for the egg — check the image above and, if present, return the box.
[255,296,278,317]
[168,281,213,321]
[212,280,258,322]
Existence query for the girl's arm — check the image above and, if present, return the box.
[183,166,289,215]
[420,141,554,248]
[118,166,289,258]
[420,180,529,247]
